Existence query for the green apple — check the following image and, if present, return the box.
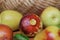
[34,26,59,40]
[41,6,60,27]
[0,10,23,31]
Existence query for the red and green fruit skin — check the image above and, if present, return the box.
[0,24,13,40]
[20,14,42,37]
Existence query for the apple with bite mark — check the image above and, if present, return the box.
[0,10,23,31]
[20,13,42,37]
[0,24,13,40]
[41,6,60,27]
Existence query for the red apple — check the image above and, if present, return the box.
[34,26,60,40]
[20,13,42,37]
[0,24,13,40]
[58,30,60,37]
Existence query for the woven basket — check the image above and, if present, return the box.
[0,0,60,15]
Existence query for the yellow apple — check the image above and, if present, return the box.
[0,10,23,31]
[34,26,60,40]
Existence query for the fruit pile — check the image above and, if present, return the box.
[0,6,60,40]
[34,6,60,40]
